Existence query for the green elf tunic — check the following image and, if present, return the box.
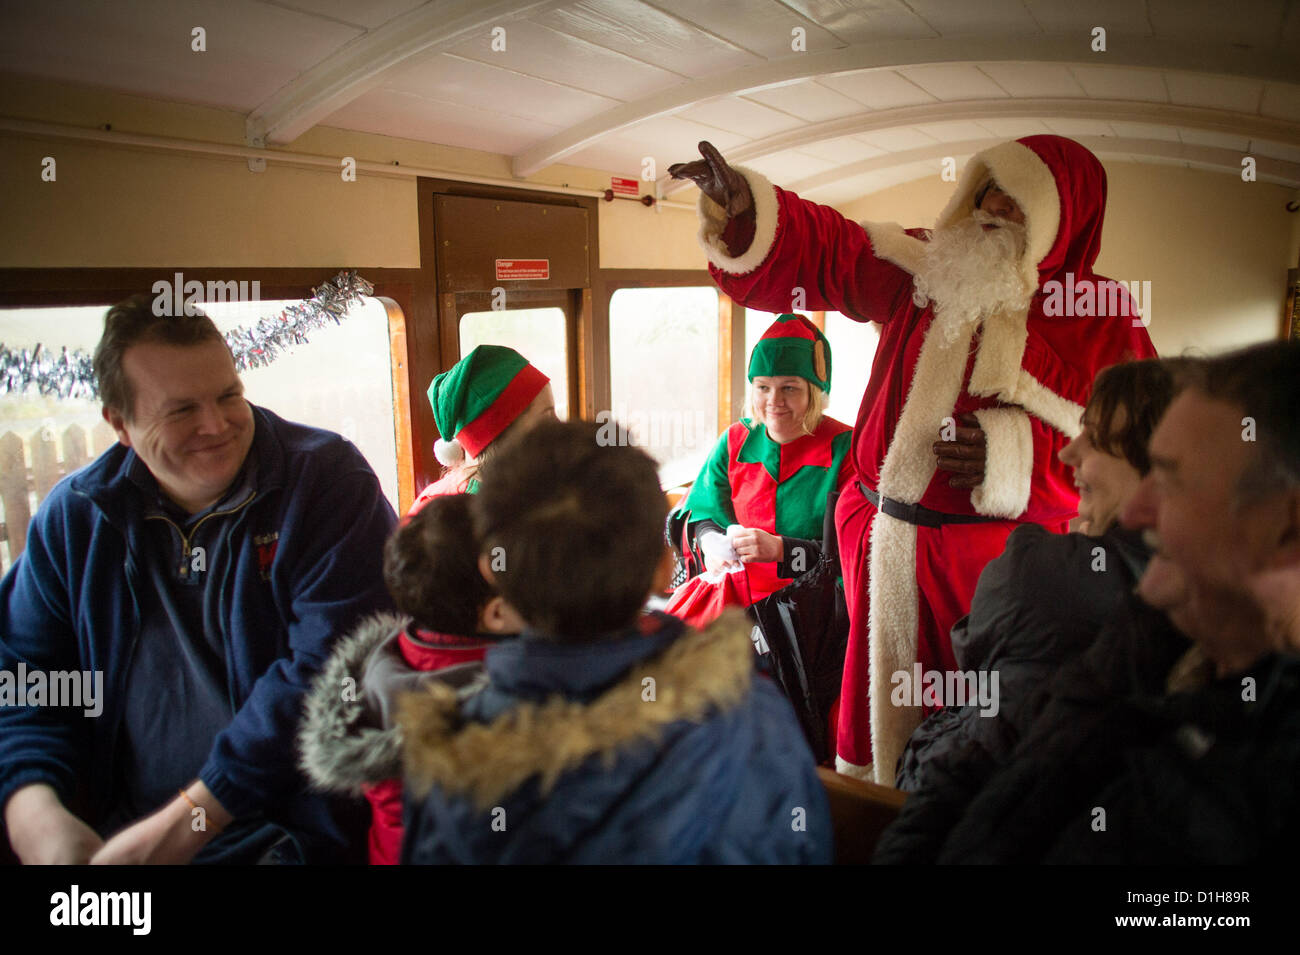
[677,415,854,603]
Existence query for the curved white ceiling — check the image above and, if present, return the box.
[2,0,1298,201]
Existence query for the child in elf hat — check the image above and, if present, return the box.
[298,493,523,865]
[672,313,855,605]
[409,344,555,515]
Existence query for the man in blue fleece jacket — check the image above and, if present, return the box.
[0,294,396,864]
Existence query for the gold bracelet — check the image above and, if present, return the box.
[177,788,200,811]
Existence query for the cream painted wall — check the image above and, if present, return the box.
[1,135,421,268]
[0,74,703,271]
[597,198,705,270]
[837,162,1294,356]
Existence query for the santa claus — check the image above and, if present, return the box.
[670,135,1157,784]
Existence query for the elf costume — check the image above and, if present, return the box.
[675,314,854,604]
[409,344,550,514]
[690,136,1157,784]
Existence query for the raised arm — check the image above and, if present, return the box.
[671,141,917,324]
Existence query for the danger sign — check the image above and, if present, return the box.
[610,176,639,197]
[495,259,549,281]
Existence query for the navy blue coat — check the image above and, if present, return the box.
[401,611,832,864]
[0,406,396,860]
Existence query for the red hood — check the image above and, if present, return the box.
[934,134,1109,291]
[1018,135,1107,286]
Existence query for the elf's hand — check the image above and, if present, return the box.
[669,141,753,218]
[933,413,987,489]
[700,530,741,574]
[730,527,783,564]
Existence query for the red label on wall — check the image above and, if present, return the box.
[610,176,640,197]
[495,258,549,281]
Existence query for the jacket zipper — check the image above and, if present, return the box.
[145,492,257,579]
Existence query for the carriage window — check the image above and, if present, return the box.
[823,311,879,426]
[743,308,776,371]
[0,297,402,571]
[459,307,569,423]
[203,297,400,513]
[609,286,719,488]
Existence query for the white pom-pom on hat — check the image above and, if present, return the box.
[434,437,465,467]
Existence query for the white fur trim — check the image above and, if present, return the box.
[935,141,1061,292]
[877,305,978,504]
[967,308,1084,441]
[696,165,780,276]
[970,407,1033,519]
[860,221,926,276]
[835,757,874,781]
[967,306,1029,400]
[1011,369,1085,439]
[866,512,922,787]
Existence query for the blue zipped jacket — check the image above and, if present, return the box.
[401,610,833,864]
[0,406,396,859]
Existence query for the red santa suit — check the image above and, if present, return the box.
[694,135,1157,784]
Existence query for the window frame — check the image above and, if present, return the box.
[0,267,420,513]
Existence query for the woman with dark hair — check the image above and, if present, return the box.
[875,357,1189,862]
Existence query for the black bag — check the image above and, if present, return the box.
[665,505,704,592]
[745,489,850,764]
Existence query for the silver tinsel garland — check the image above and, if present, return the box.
[0,270,374,399]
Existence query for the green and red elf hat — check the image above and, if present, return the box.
[747,313,832,392]
[428,344,549,466]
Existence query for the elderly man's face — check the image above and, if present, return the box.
[105,339,255,514]
[978,182,1026,227]
[1122,389,1279,668]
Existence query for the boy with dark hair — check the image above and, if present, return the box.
[400,419,832,864]
[299,494,521,865]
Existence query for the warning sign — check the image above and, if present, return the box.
[495,259,549,281]
[610,176,640,197]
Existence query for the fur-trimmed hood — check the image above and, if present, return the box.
[400,610,755,810]
[299,613,409,793]
[298,613,487,794]
[398,609,833,864]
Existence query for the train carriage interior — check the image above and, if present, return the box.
[0,0,1298,881]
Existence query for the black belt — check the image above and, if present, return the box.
[859,482,1006,528]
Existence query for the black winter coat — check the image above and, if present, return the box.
[937,610,1300,864]
[877,522,1150,862]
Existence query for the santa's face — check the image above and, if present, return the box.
[977,182,1026,228]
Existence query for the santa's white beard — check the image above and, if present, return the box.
[912,211,1034,343]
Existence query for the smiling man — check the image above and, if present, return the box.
[0,293,396,864]
[1126,343,1300,673]
[906,340,1300,864]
